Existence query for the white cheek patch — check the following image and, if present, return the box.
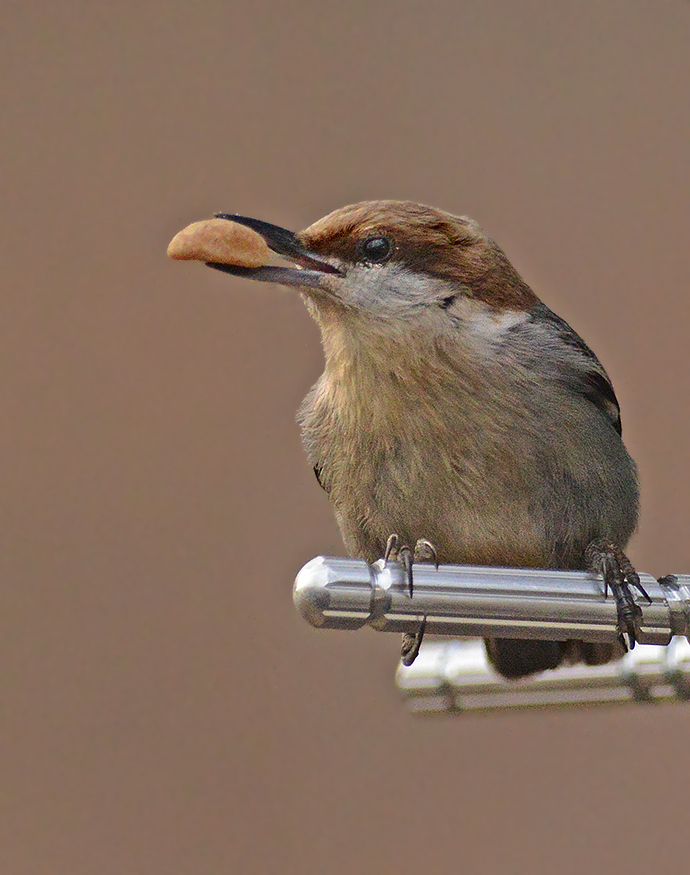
[466,306,528,345]
[342,264,448,314]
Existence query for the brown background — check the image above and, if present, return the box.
[2,1,689,872]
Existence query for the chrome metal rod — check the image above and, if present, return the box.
[293,556,690,645]
[395,638,690,714]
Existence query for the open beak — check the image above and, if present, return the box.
[206,213,342,289]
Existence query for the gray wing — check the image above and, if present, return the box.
[525,303,622,436]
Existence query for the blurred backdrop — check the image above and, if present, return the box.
[2,1,689,872]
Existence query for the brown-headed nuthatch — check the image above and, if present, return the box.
[171,200,649,679]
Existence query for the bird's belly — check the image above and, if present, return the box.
[330,442,549,567]
[330,434,636,570]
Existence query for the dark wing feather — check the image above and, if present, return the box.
[314,464,329,492]
[528,303,622,435]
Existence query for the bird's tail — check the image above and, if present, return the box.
[484,638,623,679]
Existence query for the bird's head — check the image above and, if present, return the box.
[192,201,541,363]
[211,200,536,325]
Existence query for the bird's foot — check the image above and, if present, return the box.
[586,539,652,651]
[384,535,438,667]
[383,535,439,597]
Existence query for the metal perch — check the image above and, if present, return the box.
[293,556,690,713]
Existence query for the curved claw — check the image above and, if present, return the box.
[414,538,439,568]
[398,546,413,597]
[384,533,400,564]
[616,599,644,651]
[400,616,427,667]
[630,576,652,605]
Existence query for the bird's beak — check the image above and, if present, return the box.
[206,213,342,289]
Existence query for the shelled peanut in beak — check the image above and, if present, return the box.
[167,212,342,289]
[167,218,271,268]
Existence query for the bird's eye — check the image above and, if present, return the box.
[360,235,392,264]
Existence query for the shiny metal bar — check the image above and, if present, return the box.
[395,637,690,714]
[293,556,690,645]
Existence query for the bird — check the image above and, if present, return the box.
[204,200,648,679]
